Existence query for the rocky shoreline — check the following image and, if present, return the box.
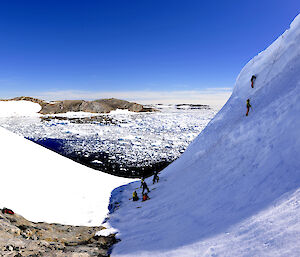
[0,210,117,256]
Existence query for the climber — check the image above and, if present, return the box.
[251,75,256,88]
[246,99,252,116]
[140,176,145,188]
[152,170,159,184]
[142,193,150,201]
[141,179,150,194]
[1,207,14,215]
[132,191,139,201]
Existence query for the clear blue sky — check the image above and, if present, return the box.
[0,0,299,103]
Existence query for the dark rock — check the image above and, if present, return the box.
[175,103,210,109]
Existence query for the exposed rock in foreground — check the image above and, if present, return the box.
[2,96,156,114]
[0,210,116,256]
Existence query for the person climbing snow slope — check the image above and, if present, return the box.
[251,75,256,88]
[153,171,159,184]
[132,191,139,201]
[141,179,150,194]
[246,99,252,116]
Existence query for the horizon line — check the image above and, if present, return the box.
[1,88,232,107]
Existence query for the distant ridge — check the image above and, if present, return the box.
[1,96,156,114]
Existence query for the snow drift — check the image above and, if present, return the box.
[107,14,300,256]
[0,126,134,226]
[0,100,41,117]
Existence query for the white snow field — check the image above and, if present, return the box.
[105,14,300,256]
[0,124,134,226]
[0,100,41,117]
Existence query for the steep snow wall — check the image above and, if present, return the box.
[107,14,300,256]
[0,126,134,226]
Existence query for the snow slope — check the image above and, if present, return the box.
[0,125,134,226]
[0,100,41,117]
[107,14,300,256]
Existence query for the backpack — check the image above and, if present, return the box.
[142,194,149,201]
[2,208,14,215]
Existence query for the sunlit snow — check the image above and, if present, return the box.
[0,104,217,174]
[0,126,134,226]
[104,14,300,257]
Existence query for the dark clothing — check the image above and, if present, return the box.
[251,75,256,88]
[140,178,145,188]
[153,171,159,184]
[246,101,252,116]
[141,181,150,194]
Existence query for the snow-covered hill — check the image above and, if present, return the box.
[0,124,134,226]
[0,100,41,117]
[106,14,300,256]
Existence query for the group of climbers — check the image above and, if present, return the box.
[131,75,256,203]
[132,171,160,202]
[131,75,256,204]
[246,75,256,116]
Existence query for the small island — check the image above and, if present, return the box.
[1,96,156,114]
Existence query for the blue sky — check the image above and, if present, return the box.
[0,1,299,104]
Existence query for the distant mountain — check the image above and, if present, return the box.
[2,96,156,114]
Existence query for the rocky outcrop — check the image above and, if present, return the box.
[3,96,156,114]
[0,210,117,256]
